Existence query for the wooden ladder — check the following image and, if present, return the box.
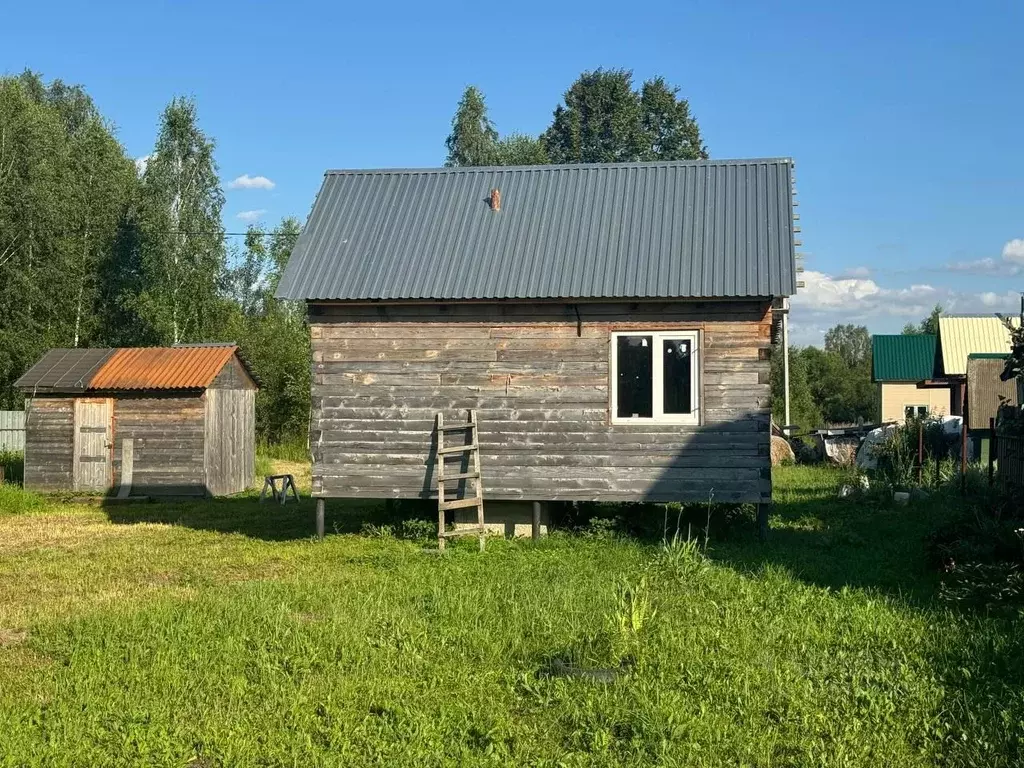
[435,410,485,552]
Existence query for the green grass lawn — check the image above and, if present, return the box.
[0,466,1022,767]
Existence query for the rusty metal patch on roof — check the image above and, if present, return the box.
[88,345,239,390]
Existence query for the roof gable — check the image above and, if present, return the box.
[872,334,937,381]
[938,316,1015,376]
[276,158,798,302]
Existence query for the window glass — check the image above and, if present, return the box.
[662,338,693,414]
[616,335,653,418]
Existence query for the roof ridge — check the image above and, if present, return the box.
[323,157,795,176]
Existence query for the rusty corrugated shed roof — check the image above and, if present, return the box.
[938,316,1017,376]
[276,158,798,302]
[89,345,239,390]
[967,354,1019,430]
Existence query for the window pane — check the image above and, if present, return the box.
[662,338,693,415]
[616,336,653,418]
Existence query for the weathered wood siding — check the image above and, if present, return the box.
[23,397,74,491]
[112,395,206,496]
[310,301,772,503]
[204,387,256,496]
[208,355,258,391]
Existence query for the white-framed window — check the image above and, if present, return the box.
[904,405,928,419]
[610,331,700,424]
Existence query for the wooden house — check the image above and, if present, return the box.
[276,159,800,527]
[15,345,257,496]
[871,334,949,421]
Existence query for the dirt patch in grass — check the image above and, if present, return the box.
[0,627,28,646]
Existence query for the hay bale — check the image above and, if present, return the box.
[771,436,796,466]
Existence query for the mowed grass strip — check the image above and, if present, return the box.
[0,468,1022,767]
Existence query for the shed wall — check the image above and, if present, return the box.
[112,394,206,496]
[204,388,256,495]
[23,398,75,491]
[309,301,772,504]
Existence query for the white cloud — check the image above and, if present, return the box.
[228,174,275,190]
[789,269,1020,345]
[938,239,1024,275]
[1003,238,1024,264]
[134,155,150,175]
[236,209,267,222]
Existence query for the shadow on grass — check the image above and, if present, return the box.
[706,476,965,604]
[101,493,406,542]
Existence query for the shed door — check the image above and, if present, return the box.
[73,399,113,492]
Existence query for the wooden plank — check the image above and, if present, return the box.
[437,443,478,455]
[439,497,483,511]
[117,438,134,498]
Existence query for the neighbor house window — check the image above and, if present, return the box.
[904,405,927,419]
[610,331,700,424]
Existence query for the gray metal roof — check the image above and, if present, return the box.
[15,348,116,393]
[276,159,798,302]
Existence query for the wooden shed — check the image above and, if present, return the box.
[276,159,799,525]
[15,344,257,496]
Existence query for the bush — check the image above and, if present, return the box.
[872,417,952,490]
[0,449,23,485]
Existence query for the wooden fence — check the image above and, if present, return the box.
[997,433,1024,491]
[0,410,25,452]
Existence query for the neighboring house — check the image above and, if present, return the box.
[276,159,799,526]
[871,334,949,422]
[15,345,257,496]
[936,315,1016,415]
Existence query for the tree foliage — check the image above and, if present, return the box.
[774,322,880,431]
[135,97,227,344]
[902,304,943,336]
[443,70,706,168]
[0,72,137,407]
[444,86,499,167]
[542,69,707,164]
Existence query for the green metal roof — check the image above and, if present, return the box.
[872,334,937,382]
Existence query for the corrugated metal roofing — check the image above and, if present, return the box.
[14,348,116,392]
[872,334,937,382]
[275,158,798,302]
[938,316,1016,376]
[15,345,253,393]
[967,355,1018,430]
[89,345,239,390]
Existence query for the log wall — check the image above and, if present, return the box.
[112,394,207,496]
[309,301,773,504]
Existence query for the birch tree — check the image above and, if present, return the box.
[137,97,226,344]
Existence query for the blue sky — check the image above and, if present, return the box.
[4,0,1022,343]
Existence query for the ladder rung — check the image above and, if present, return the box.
[438,423,476,432]
[440,527,486,538]
[437,443,478,455]
[439,497,483,511]
[438,471,480,482]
